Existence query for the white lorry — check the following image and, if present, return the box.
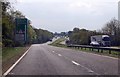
[90,35,111,47]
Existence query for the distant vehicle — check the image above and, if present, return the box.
[90,35,111,47]
[65,40,71,45]
[54,36,57,39]
[49,39,52,41]
[90,41,100,46]
[49,38,52,41]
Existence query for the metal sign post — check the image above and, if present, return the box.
[118,1,120,21]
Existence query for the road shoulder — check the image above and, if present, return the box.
[2,46,31,75]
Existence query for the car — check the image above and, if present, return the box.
[49,39,52,41]
[90,41,100,46]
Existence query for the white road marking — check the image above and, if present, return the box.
[72,61,99,75]
[3,46,32,76]
[51,49,99,75]
[58,54,62,56]
[8,72,14,75]
[72,61,80,66]
[79,64,99,75]
[52,51,55,53]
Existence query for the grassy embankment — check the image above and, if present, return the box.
[50,38,119,58]
[49,38,67,47]
[2,46,29,74]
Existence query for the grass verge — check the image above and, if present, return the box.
[50,38,119,58]
[2,46,30,74]
[0,45,2,76]
[49,38,67,47]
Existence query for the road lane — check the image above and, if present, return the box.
[9,44,97,75]
[44,45,119,75]
[8,44,118,75]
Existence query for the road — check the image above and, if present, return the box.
[8,44,118,75]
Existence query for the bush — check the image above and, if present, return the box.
[14,42,25,47]
[2,39,14,47]
[0,42,2,47]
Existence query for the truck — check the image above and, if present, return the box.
[90,35,111,47]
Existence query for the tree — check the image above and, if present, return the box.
[34,28,53,44]
[2,0,54,46]
[102,18,120,46]
[2,1,15,47]
[27,25,37,44]
[73,27,80,33]
[68,28,103,45]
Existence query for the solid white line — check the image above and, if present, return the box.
[81,51,118,60]
[3,46,32,76]
[58,54,62,56]
[92,53,118,60]
[72,61,80,66]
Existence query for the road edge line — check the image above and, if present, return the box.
[81,51,118,60]
[3,46,32,76]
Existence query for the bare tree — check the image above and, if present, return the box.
[102,18,120,46]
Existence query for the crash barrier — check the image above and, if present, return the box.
[67,45,120,54]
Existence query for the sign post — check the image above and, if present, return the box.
[118,1,120,21]
[15,18,28,45]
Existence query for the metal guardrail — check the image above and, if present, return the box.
[67,45,120,54]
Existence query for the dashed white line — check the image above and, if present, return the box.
[79,64,99,75]
[52,50,99,75]
[58,54,62,56]
[72,61,80,66]
[80,65,94,73]
[72,60,99,75]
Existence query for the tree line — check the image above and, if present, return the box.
[67,18,120,46]
[2,1,53,47]
[2,0,120,47]
[67,28,102,45]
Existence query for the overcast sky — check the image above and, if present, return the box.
[12,0,119,32]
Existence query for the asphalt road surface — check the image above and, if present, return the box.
[8,44,119,75]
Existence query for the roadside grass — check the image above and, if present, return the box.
[0,44,2,59]
[2,46,29,74]
[50,38,119,58]
[0,46,2,75]
[0,47,2,59]
[49,38,67,48]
